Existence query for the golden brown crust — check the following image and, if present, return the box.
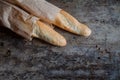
[32,21,67,46]
[54,10,91,37]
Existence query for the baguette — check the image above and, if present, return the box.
[0,0,66,46]
[4,0,91,37]
[1,0,91,46]
[54,10,91,37]
[32,21,67,46]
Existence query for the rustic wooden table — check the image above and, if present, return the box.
[0,0,120,80]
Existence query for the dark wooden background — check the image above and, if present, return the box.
[0,0,120,80]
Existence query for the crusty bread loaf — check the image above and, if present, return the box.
[0,0,67,46]
[1,0,91,46]
[4,0,91,37]
[32,21,67,46]
[54,10,91,37]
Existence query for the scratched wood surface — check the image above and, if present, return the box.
[0,0,120,80]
